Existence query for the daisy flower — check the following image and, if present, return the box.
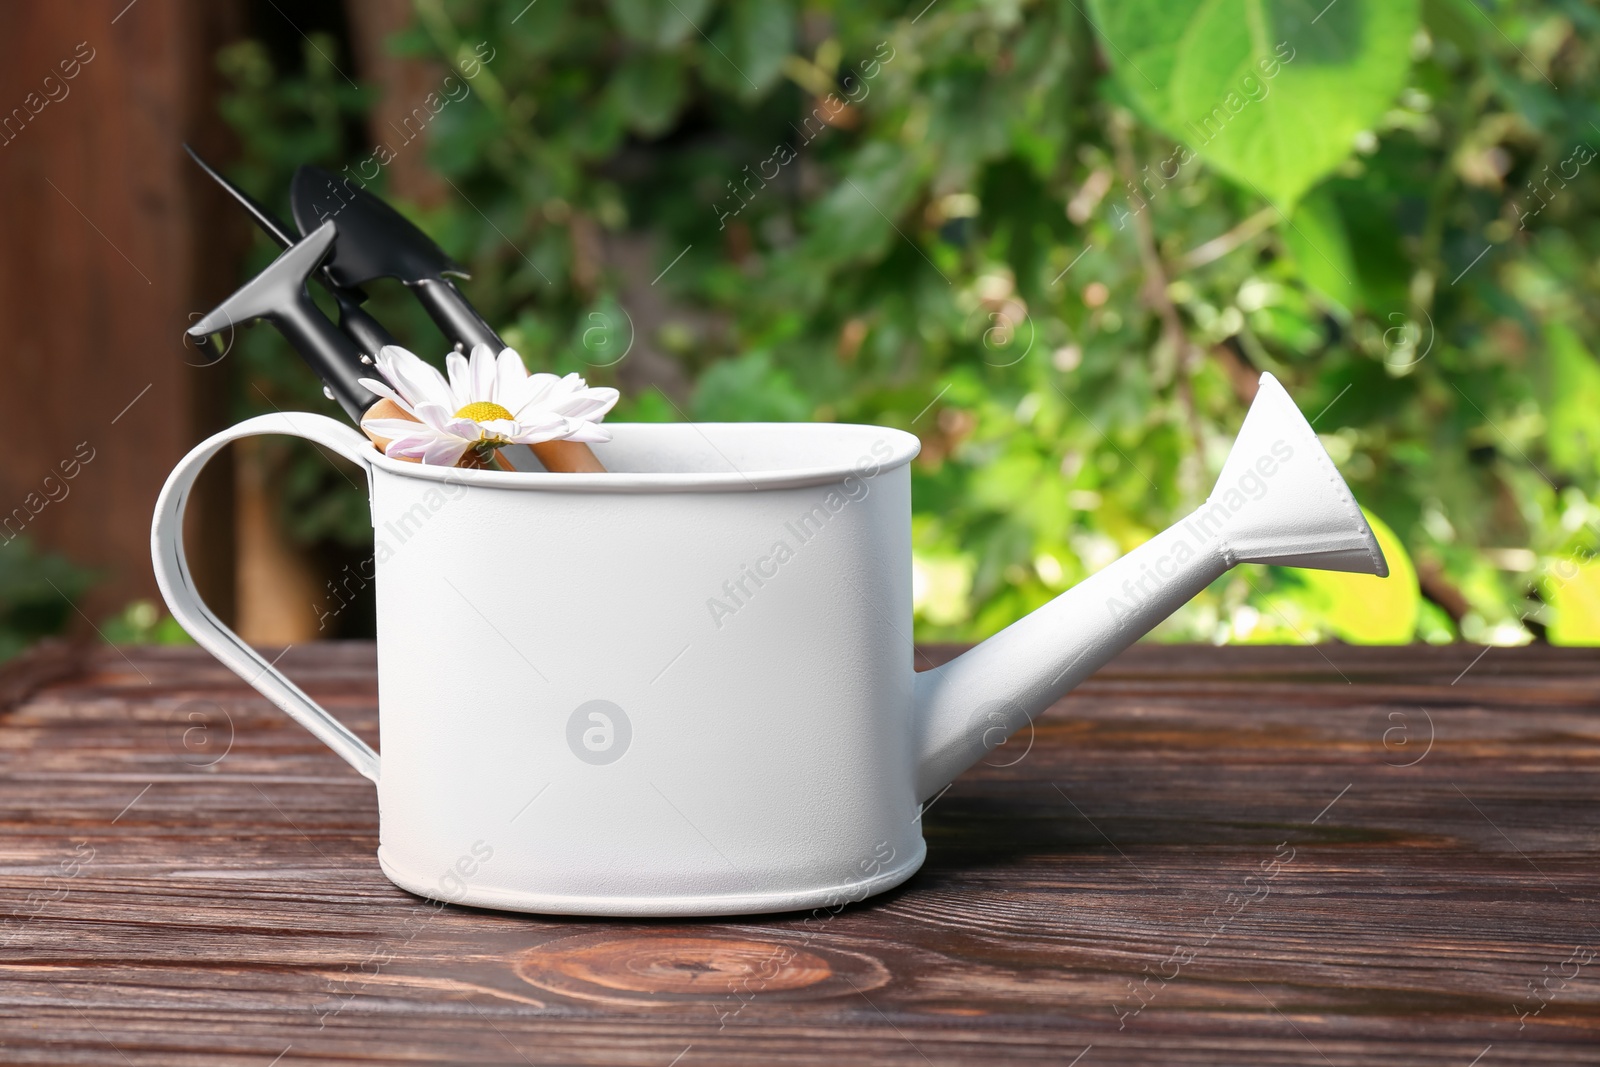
[359,344,619,467]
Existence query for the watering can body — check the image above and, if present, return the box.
[152,374,1383,916]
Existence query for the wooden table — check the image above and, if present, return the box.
[1,642,1597,1065]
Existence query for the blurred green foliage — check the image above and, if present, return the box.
[216,0,1600,645]
[0,538,95,662]
[100,600,194,647]
[0,547,191,659]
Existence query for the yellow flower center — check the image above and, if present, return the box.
[455,401,515,424]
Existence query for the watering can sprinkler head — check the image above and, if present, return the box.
[910,372,1387,800]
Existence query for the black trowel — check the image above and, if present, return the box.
[289,164,503,352]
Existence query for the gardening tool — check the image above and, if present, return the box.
[186,221,378,423]
[289,164,499,351]
[288,164,607,473]
[184,149,498,465]
[183,145,398,361]
[152,372,1387,917]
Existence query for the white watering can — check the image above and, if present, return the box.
[152,372,1383,916]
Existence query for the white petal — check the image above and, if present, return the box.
[378,345,453,410]
[552,387,620,421]
[358,378,417,417]
[470,343,498,402]
[362,417,438,440]
[514,372,561,410]
[410,402,461,434]
[442,416,487,440]
[510,374,578,420]
[503,431,554,446]
[370,352,411,406]
[382,432,446,461]
[421,436,471,466]
[495,347,529,400]
[445,351,473,411]
[519,430,560,448]
[463,362,619,445]
[476,418,524,440]
[513,412,568,433]
[557,420,613,443]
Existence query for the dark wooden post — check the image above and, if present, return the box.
[0,0,244,625]
[346,0,447,209]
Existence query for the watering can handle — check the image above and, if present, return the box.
[150,413,381,782]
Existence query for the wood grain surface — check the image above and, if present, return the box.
[0,0,245,619]
[1,642,1596,1065]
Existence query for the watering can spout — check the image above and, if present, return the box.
[912,373,1387,800]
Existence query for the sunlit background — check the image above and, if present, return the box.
[1,0,1596,658]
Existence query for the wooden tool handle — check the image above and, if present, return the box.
[359,398,411,457]
[529,440,607,473]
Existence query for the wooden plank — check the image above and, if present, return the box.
[0,643,1596,1065]
[344,0,448,209]
[0,0,243,622]
[0,640,87,713]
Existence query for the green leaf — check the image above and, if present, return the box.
[709,0,794,97]
[692,351,813,422]
[604,0,711,48]
[1544,559,1600,646]
[1283,185,1356,314]
[0,536,97,661]
[1542,322,1600,478]
[803,142,922,268]
[611,52,688,135]
[1085,0,1419,210]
